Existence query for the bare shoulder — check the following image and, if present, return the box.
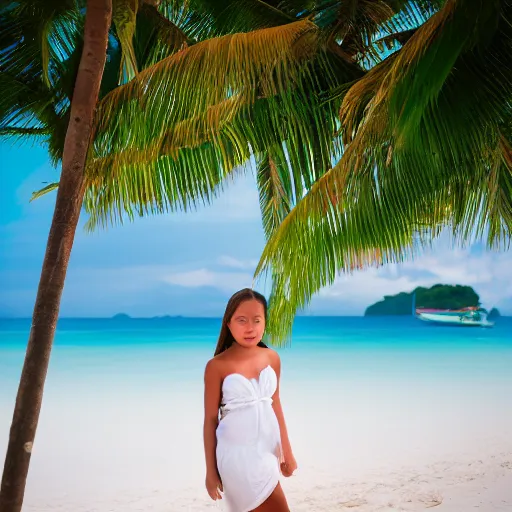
[266,348,281,371]
[204,355,223,378]
[205,350,234,376]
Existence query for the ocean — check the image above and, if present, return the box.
[0,316,511,510]
[1,316,511,389]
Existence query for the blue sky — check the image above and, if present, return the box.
[1,141,511,317]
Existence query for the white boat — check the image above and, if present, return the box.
[415,307,494,327]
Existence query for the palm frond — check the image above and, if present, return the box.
[477,134,512,246]
[157,0,212,41]
[386,0,502,146]
[96,20,322,132]
[0,71,54,127]
[84,80,345,230]
[155,0,296,43]
[136,2,190,66]
[372,27,417,53]
[83,144,246,231]
[291,0,439,68]
[113,0,139,83]
[256,143,294,239]
[254,0,512,344]
[0,0,82,163]
[1,0,198,166]
[189,0,295,37]
[30,182,60,201]
[81,20,349,228]
[0,0,81,87]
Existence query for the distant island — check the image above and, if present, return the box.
[111,313,131,320]
[488,307,501,320]
[365,284,485,316]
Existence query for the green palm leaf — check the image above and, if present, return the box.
[254,0,512,344]
[113,0,140,82]
[256,143,294,239]
[5,0,509,348]
[29,182,60,201]
[81,20,352,229]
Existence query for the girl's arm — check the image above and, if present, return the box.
[203,359,223,496]
[270,351,297,475]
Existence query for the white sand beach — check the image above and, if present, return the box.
[1,370,511,512]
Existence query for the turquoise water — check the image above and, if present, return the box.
[1,316,511,394]
[1,315,511,509]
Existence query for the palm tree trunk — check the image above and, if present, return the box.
[0,1,112,511]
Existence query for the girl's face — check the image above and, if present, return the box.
[228,299,266,349]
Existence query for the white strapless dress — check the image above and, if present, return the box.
[216,365,282,512]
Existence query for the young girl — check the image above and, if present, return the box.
[203,288,297,511]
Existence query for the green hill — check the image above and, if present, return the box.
[364,284,480,316]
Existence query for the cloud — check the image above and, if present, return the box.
[137,169,261,225]
[46,264,254,295]
[311,242,511,315]
[161,268,253,292]
[50,242,508,318]
[318,269,419,300]
[3,146,510,318]
[0,263,256,317]
[217,255,259,270]
[400,246,512,307]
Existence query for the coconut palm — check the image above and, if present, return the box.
[3,1,511,511]
[0,0,190,509]
[74,0,512,344]
[253,0,512,341]
[0,1,113,509]
[0,1,358,508]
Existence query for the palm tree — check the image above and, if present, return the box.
[0,0,190,508]
[253,0,512,341]
[1,1,340,508]
[68,0,512,343]
[3,1,511,510]
[0,1,113,510]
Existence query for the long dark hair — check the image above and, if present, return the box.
[214,288,268,356]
